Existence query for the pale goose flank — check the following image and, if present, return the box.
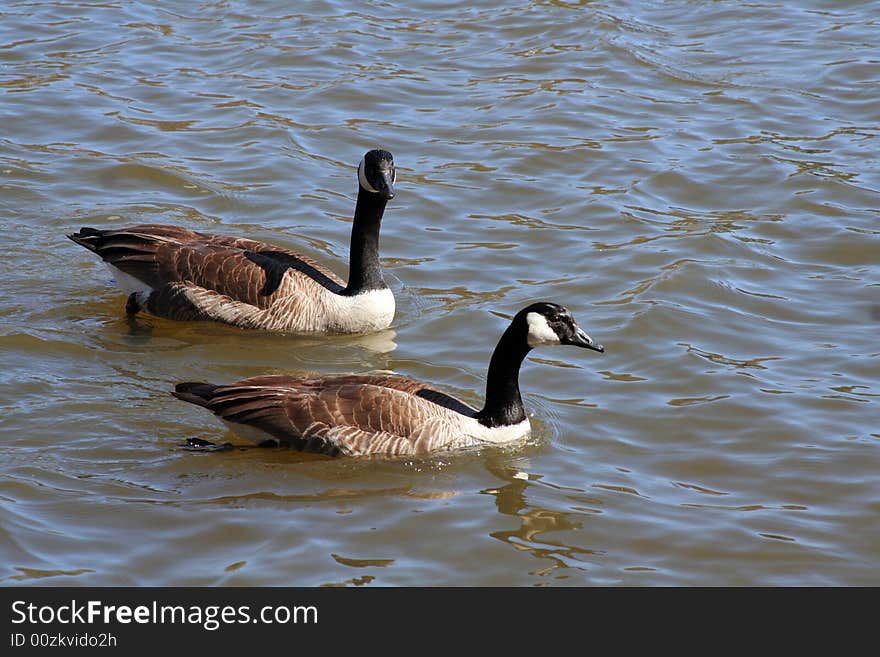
[67,149,397,333]
[172,302,604,457]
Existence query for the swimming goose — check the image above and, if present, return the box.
[67,149,397,333]
[172,302,604,456]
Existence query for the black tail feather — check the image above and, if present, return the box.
[172,382,220,408]
[67,227,104,252]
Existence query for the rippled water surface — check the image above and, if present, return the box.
[1,1,878,586]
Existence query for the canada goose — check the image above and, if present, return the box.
[172,302,604,456]
[67,149,397,333]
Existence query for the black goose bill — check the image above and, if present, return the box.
[525,305,604,353]
[358,149,396,199]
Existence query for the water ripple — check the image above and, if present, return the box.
[1,0,878,586]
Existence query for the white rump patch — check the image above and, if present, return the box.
[106,263,152,297]
[526,312,561,347]
[222,420,278,446]
[358,157,377,193]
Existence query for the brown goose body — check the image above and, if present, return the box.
[173,374,501,457]
[68,150,397,334]
[172,302,605,457]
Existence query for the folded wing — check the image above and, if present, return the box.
[174,374,479,456]
[68,224,346,327]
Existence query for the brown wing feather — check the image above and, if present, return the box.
[186,375,478,456]
[68,224,346,307]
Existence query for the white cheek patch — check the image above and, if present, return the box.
[358,158,377,193]
[526,312,561,347]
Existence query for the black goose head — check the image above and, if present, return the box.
[477,301,604,428]
[516,302,604,353]
[358,149,396,199]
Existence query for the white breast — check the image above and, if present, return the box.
[323,288,396,333]
[459,415,532,446]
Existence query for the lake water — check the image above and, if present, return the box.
[1,0,877,586]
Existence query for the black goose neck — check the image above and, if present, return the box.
[342,187,388,296]
[476,320,531,428]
